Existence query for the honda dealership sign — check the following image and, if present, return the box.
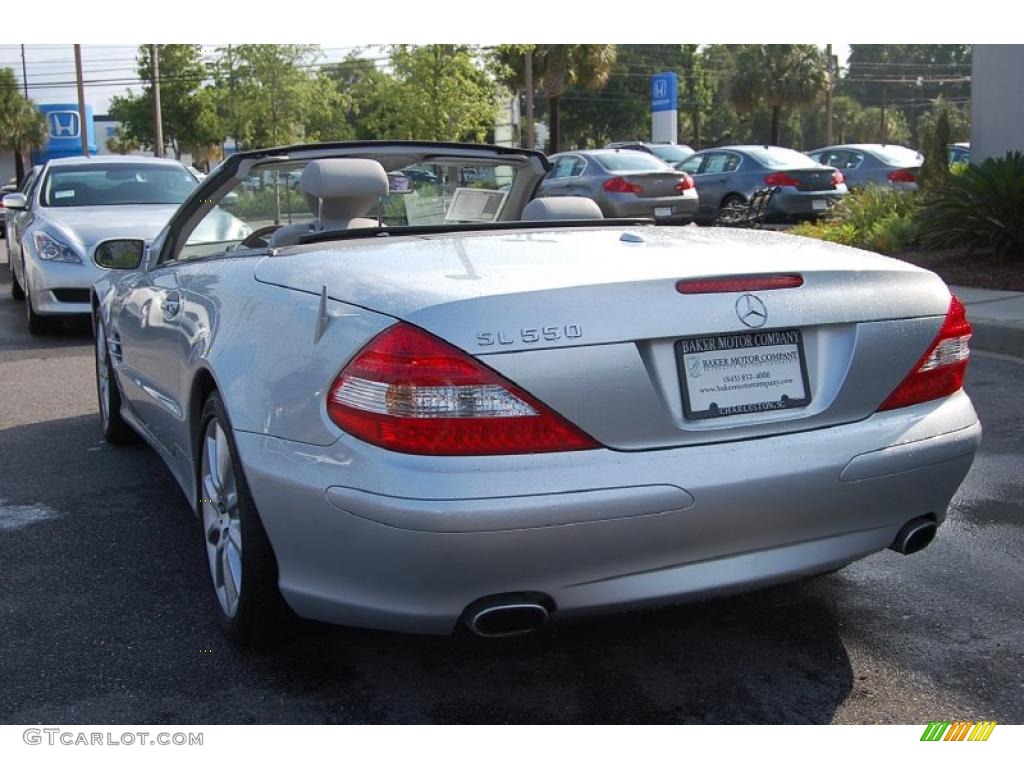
[651,72,678,144]
[31,103,96,164]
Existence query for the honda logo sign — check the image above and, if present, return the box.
[48,112,80,139]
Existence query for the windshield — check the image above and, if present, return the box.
[743,147,823,170]
[650,144,694,163]
[42,163,197,207]
[593,152,672,172]
[179,158,521,260]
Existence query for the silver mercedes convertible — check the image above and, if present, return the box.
[90,141,981,644]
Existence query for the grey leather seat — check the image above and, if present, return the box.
[269,159,389,247]
[521,196,604,221]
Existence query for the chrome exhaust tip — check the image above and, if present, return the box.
[465,599,550,638]
[890,517,938,556]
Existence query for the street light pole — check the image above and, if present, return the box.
[73,44,89,157]
[150,44,164,157]
[824,44,834,147]
[524,48,535,150]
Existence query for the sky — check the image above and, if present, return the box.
[0,44,852,115]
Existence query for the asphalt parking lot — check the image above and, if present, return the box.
[1,246,1022,725]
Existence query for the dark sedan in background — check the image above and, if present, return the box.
[677,145,847,223]
[539,149,698,223]
[808,144,922,191]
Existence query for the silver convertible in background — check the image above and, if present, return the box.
[90,141,981,645]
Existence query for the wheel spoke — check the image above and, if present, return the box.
[205,433,222,495]
[215,425,232,490]
[222,541,241,613]
[202,474,219,506]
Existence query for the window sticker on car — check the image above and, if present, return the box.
[54,190,75,199]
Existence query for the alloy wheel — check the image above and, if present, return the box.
[201,419,243,618]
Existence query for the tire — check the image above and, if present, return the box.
[94,316,137,444]
[24,275,56,334]
[714,194,748,227]
[198,393,291,645]
[9,255,25,301]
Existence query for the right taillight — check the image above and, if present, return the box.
[326,323,599,456]
[603,177,643,194]
[888,168,918,184]
[878,295,972,411]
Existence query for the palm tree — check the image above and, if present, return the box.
[538,45,617,153]
[730,45,828,146]
[0,96,48,185]
[493,45,617,153]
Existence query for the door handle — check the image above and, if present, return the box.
[162,291,182,321]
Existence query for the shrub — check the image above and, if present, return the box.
[790,186,921,254]
[919,151,1024,258]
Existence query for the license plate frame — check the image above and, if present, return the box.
[812,199,828,211]
[654,206,673,218]
[676,328,812,421]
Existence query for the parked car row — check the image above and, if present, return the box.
[538,138,968,225]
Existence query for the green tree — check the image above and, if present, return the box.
[679,45,715,149]
[917,97,970,145]
[386,45,497,142]
[0,69,48,183]
[108,45,223,159]
[545,45,680,149]
[918,104,951,190]
[845,107,910,145]
[216,44,321,148]
[497,45,617,153]
[730,45,828,145]
[322,53,403,140]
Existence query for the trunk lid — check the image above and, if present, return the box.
[255,225,952,449]
[784,168,837,191]
[616,171,687,198]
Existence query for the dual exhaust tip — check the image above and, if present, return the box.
[889,516,938,556]
[463,594,552,638]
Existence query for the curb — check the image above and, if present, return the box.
[970,320,1024,358]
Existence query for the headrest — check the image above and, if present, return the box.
[522,196,604,221]
[299,158,389,225]
[300,158,389,199]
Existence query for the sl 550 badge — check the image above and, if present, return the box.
[477,324,583,347]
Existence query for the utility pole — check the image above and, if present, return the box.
[150,44,164,157]
[523,48,535,150]
[73,44,89,157]
[824,44,834,147]
[20,44,28,97]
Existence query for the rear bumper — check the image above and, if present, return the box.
[233,391,980,634]
[769,189,846,218]
[604,191,699,222]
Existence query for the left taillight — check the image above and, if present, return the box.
[878,295,972,412]
[674,173,695,193]
[327,323,599,456]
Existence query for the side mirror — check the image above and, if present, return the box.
[222,191,240,206]
[94,239,145,270]
[3,193,27,210]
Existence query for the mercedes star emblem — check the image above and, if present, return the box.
[735,294,767,328]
